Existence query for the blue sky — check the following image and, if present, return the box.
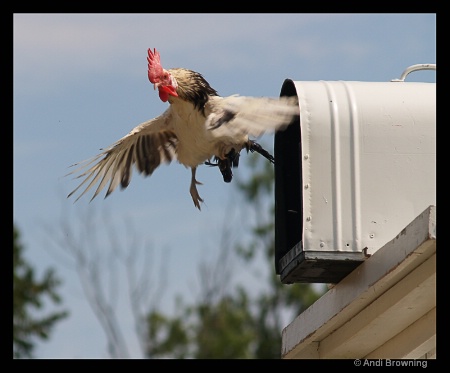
[13,13,436,358]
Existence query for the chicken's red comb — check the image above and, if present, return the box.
[147,48,163,84]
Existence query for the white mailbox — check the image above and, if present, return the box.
[274,64,436,284]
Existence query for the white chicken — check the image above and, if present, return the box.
[68,48,299,210]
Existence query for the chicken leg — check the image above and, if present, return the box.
[190,167,204,210]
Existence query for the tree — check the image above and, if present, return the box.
[235,151,326,358]
[144,146,327,358]
[13,224,68,358]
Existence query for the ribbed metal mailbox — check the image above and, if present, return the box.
[275,64,436,284]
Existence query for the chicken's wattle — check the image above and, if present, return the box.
[158,85,178,102]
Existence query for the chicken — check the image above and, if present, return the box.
[67,48,299,210]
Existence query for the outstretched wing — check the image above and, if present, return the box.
[205,95,299,138]
[67,108,178,202]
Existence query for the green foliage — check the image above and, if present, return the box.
[194,291,255,359]
[146,305,190,359]
[13,225,68,358]
[146,291,256,359]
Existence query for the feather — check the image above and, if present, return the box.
[67,111,177,202]
[206,95,299,138]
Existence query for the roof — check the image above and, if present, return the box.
[281,205,436,359]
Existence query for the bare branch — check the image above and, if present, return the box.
[43,202,167,358]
